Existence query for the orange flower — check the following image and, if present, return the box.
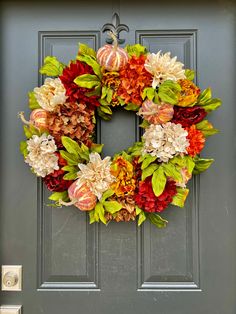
[110,156,136,197]
[117,55,152,106]
[186,125,205,157]
[177,79,201,107]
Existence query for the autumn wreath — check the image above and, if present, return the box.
[19,33,221,228]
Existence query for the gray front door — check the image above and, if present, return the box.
[1,1,236,313]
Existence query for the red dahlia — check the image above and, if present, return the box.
[135,177,177,213]
[59,60,100,109]
[172,105,207,127]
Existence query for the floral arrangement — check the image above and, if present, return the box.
[19,33,221,228]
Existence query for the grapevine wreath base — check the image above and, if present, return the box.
[19,32,221,228]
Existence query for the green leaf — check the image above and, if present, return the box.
[148,213,168,228]
[63,172,77,180]
[100,189,115,203]
[106,88,113,103]
[171,188,189,207]
[135,206,142,215]
[23,125,32,139]
[141,155,157,170]
[97,107,112,121]
[23,124,41,139]
[62,165,77,172]
[101,86,108,99]
[28,91,41,110]
[99,105,112,115]
[141,163,159,181]
[158,80,181,105]
[49,191,68,202]
[162,163,182,182]
[90,143,104,154]
[20,141,28,158]
[78,42,96,58]
[80,143,90,161]
[193,157,214,174]
[139,120,150,128]
[61,136,81,155]
[59,150,79,166]
[152,166,167,197]
[74,74,100,89]
[77,54,102,79]
[95,202,107,225]
[125,44,147,57]
[103,201,122,214]
[124,103,140,111]
[185,69,195,81]
[89,210,96,224]
[196,120,219,136]
[39,56,65,76]
[185,156,195,174]
[201,98,222,112]
[138,211,147,226]
[85,85,101,97]
[198,88,212,105]
[142,87,155,100]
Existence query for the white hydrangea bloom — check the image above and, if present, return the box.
[25,134,59,177]
[76,152,116,200]
[34,78,67,111]
[142,122,189,163]
[144,51,186,88]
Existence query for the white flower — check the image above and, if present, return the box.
[142,122,189,163]
[34,78,67,111]
[76,152,116,200]
[25,134,59,177]
[144,51,186,88]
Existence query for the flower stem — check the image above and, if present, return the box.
[59,199,77,207]
[18,111,31,125]
[108,31,118,50]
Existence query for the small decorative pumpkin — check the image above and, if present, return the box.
[30,109,48,130]
[138,100,174,125]
[68,182,97,211]
[97,31,129,71]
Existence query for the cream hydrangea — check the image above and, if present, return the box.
[76,152,116,200]
[142,122,189,162]
[34,78,67,111]
[25,134,59,177]
[144,51,186,88]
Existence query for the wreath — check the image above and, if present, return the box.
[19,32,221,228]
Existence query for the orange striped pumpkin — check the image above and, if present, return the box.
[68,182,97,211]
[97,44,129,72]
[30,109,48,130]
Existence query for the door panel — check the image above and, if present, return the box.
[1,1,236,313]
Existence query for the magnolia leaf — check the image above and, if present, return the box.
[99,104,112,115]
[62,165,77,172]
[127,142,143,156]
[138,211,147,226]
[97,107,112,121]
[20,141,28,158]
[100,189,115,203]
[185,69,195,81]
[171,188,189,207]
[135,206,142,215]
[142,87,155,101]
[80,143,90,161]
[152,166,167,197]
[39,56,65,76]
[23,125,41,139]
[95,202,107,224]
[185,156,195,174]
[158,81,181,105]
[201,98,222,112]
[63,172,78,180]
[125,44,147,57]
[77,54,102,78]
[49,191,68,202]
[125,103,140,111]
[162,163,182,181]
[106,88,113,103]
[141,155,157,170]
[193,157,214,174]
[103,201,122,214]
[198,87,212,104]
[59,150,79,166]
[78,42,96,58]
[139,120,150,128]
[90,143,104,154]
[196,120,219,136]
[141,163,159,181]
[85,85,101,97]
[148,213,168,228]
[28,91,41,110]
[74,74,100,89]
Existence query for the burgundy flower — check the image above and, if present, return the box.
[44,169,73,192]
[172,105,207,127]
[135,177,177,213]
[59,60,100,109]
